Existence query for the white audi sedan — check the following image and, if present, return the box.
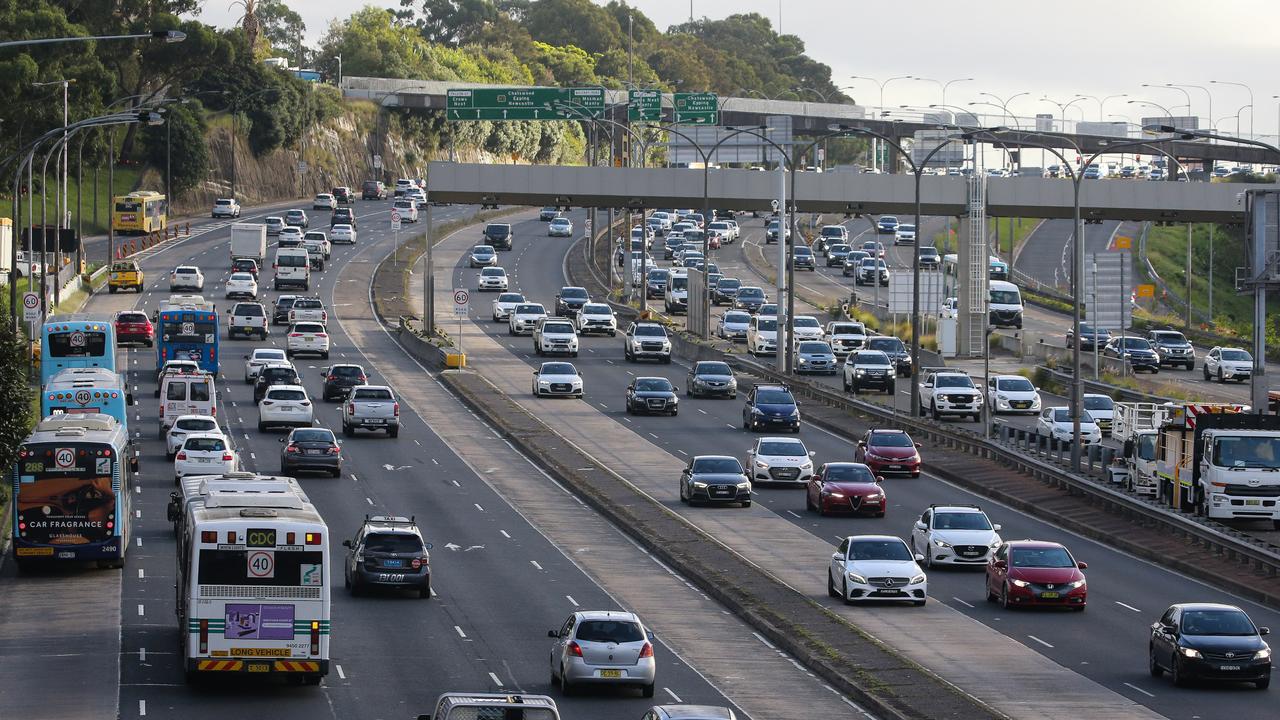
[532,361,583,398]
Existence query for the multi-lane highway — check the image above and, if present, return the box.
[418,209,1280,719]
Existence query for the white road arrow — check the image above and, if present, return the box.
[444,542,462,552]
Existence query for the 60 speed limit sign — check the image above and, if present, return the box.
[22,292,40,322]
[453,288,470,315]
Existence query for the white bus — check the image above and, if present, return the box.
[176,485,330,685]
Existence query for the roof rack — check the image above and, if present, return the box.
[929,503,982,511]
[366,514,416,526]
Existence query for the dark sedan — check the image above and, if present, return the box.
[826,244,852,267]
[711,278,741,305]
[625,377,679,416]
[686,361,737,399]
[679,455,752,507]
[733,287,767,313]
[1149,603,1271,689]
[232,257,259,278]
[1066,323,1111,350]
[280,427,343,477]
[790,246,816,271]
[805,463,886,517]
[742,385,800,433]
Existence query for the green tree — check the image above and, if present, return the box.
[523,0,622,55]
[527,41,596,87]
[256,0,306,62]
[0,323,34,492]
[399,0,497,46]
[143,102,208,198]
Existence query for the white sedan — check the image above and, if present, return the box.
[169,265,204,291]
[257,385,315,432]
[330,224,356,244]
[986,374,1041,415]
[166,415,221,460]
[1036,407,1102,444]
[491,292,525,322]
[828,535,928,606]
[477,267,509,292]
[548,217,574,237]
[532,361,583,398]
[791,316,824,342]
[224,272,258,299]
[244,348,288,383]
[174,432,236,482]
[746,436,815,484]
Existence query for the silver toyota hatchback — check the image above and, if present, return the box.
[548,610,656,697]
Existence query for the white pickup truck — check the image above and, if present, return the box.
[288,297,327,325]
[227,301,268,340]
[918,369,984,421]
[342,385,400,437]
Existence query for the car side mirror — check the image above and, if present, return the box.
[673,387,680,393]
[808,450,816,457]
[547,630,558,638]
[914,521,927,530]
[342,540,352,548]
[914,442,922,449]
[832,551,842,560]
[993,524,1002,532]
[914,553,925,563]
[875,476,884,483]
[1077,561,1088,570]
[647,630,656,642]
[423,542,433,550]
[858,441,867,447]
[1261,627,1271,636]
[244,354,250,359]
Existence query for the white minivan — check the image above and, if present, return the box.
[988,280,1024,329]
[272,247,311,291]
[159,371,218,438]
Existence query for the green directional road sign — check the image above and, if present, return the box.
[674,92,718,125]
[446,87,605,121]
[627,89,662,122]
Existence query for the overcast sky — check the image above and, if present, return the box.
[194,0,1280,138]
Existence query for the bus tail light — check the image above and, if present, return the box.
[305,532,322,545]
[286,532,296,544]
[310,621,320,655]
[226,531,235,544]
[200,531,217,543]
[199,619,208,654]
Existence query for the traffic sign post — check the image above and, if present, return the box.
[453,288,470,361]
[674,92,718,125]
[391,210,402,265]
[446,87,605,121]
[22,292,40,323]
[627,90,662,122]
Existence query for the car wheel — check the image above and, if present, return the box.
[257,422,267,432]
[843,375,851,392]
[828,570,839,598]
[388,427,399,438]
[841,578,852,605]
[642,683,655,698]
[931,401,940,420]
[1000,583,1013,610]
[342,423,353,437]
[1171,655,1189,687]
[1217,368,1224,383]
[560,666,574,696]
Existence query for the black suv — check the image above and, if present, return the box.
[343,515,433,597]
[332,186,353,204]
[742,384,801,433]
[483,223,513,250]
[790,246,816,271]
[331,206,356,228]
[272,295,298,325]
[323,363,368,401]
[554,287,590,318]
[865,336,912,377]
[254,364,301,403]
[361,180,385,200]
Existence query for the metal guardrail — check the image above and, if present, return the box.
[726,351,1280,580]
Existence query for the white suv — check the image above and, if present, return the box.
[576,303,616,336]
[747,315,777,356]
[243,348,287,383]
[286,322,330,359]
[918,370,983,421]
[228,301,269,340]
[173,433,237,483]
[534,318,579,357]
[492,292,525,323]
[910,504,1002,568]
[392,199,419,222]
[508,303,548,335]
[746,436,815,485]
[169,265,204,291]
[257,385,315,432]
[1203,346,1253,383]
[165,415,222,460]
[623,322,671,363]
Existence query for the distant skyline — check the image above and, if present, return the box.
[193,0,1280,138]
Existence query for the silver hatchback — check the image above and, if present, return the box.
[548,610,656,697]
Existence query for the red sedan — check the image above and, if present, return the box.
[805,462,886,517]
[986,540,1088,610]
[854,428,922,477]
[114,310,154,347]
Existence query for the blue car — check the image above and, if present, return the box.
[877,215,899,234]
[743,384,801,433]
[795,341,838,375]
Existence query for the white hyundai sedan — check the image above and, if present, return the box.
[829,535,928,606]
[173,432,237,483]
[224,272,258,299]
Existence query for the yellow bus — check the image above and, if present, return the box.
[112,191,168,234]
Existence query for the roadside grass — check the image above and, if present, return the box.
[0,166,142,237]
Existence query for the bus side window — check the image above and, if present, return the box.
[166,382,187,401]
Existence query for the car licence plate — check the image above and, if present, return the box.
[888,465,902,470]
[1040,592,1060,599]
[599,669,622,678]
[306,449,323,455]
[1220,665,1242,671]
[247,663,271,673]
[365,418,384,424]
[1247,499,1262,506]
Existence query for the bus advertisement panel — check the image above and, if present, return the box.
[41,368,131,432]
[112,191,168,234]
[11,414,134,566]
[40,316,117,387]
[157,306,220,374]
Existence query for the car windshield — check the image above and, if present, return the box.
[696,362,732,376]
[824,465,875,482]
[481,268,504,276]
[759,441,806,456]
[291,429,335,443]
[118,312,148,323]
[330,366,363,377]
[737,288,764,299]
[1181,610,1258,636]
[541,363,576,375]
[821,227,844,237]
[175,419,217,432]
[1010,546,1076,568]
[582,304,611,315]
[723,313,750,324]
[230,273,254,282]
[1221,349,1252,361]
[848,539,912,561]
[867,338,904,353]
[995,377,1035,392]
[1083,396,1114,411]
[515,305,544,315]
[671,276,688,290]
[830,324,864,335]
[263,368,297,382]
[870,432,913,448]
[798,342,830,353]
[795,248,812,256]
[990,290,1021,305]
[364,533,423,554]
[635,378,672,392]
[1153,332,1187,344]
[498,294,524,303]
[576,620,643,644]
[1213,436,1280,469]
[755,319,777,332]
[794,317,820,328]
[542,323,574,334]
[634,325,665,337]
[853,352,890,365]
[1121,338,1152,349]
[935,375,975,388]
[352,388,393,401]
[933,512,992,530]
[184,437,227,452]
[561,288,588,299]
[267,389,306,401]
[1052,409,1096,423]
[473,246,493,254]
[755,389,793,405]
[718,279,741,289]
[899,225,916,232]
[294,324,324,333]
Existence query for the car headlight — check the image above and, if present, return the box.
[826,491,845,498]
[1254,647,1271,660]
[692,481,708,489]
[855,368,866,375]
[997,395,1008,402]
[932,539,952,548]
[910,574,926,585]
[736,482,750,489]
[800,461,813,470]
[1179,647,1202,659]
[798,357,808,364]
[1009,578,1030,588]
[1064,579,1086,590]
[755,460,769,469]
[538,380,551,386]
[847,572,867,584]
[989,540,1002,549]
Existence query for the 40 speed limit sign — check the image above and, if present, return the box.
[247,550,275,579]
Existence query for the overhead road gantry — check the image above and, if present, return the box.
[427,162,1267,223]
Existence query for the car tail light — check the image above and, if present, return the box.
[285,444,299,454]
[393,402,400,417]
[322,312,327,322]
[221,453,233,461]
[159,405,164,418]
[328,446,340,455]
[567,641,583,657]
[358,375,367,383]
[316,333,327,338]
[289,333,302,338]
[300,401,311,406]
[211,406,217,416]
[347,403,355,414]
[411,557,422,569]
[262,400,273,406]
[199,619,209,654]
[176,451,187,460]
[639,642,654,659]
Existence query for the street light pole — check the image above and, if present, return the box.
[1211,80,1255,138]
[0,29,185,50]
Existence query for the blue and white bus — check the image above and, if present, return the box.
[41,367,133,433]
[40,315,118,387]
[156,295,220,374]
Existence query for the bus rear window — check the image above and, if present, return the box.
[115,202,140,212]
[162,322,217,343]
[47,331,107,358]
[198,549,324,586]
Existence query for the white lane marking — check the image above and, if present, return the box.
[135,486,141,494]
[454,625,467,639]
[474,503,485,512]
[664,688,682,703]
[249,452,256,460]
[432,458,440,465]
[138,568,144,579]
[648,433,659,439]
[1123,682,1155,698]
[1115,601,1142,613]
[566,595,579,607]
[336,664,346,679]
[135,509,141,518]
[350,474,358,482]
[752,632,776,649]
[531,560,544,570]
[697,408,707,414]
[786,510,801,518]
[139,647,146,663]
[500,530,511,539]
[137,537,142,547]
[488,671,503,687]
[139,700,146,716]
[451,479,461,487]
[1027,634,1054,648]
[952,597,975,608]
[623,417,632,423]
[677,449,688,455]
[138,604,145,617]
[365,497,373,505]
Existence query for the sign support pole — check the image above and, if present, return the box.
[425,196,434,338]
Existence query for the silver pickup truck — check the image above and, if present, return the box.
[342,385,400,437]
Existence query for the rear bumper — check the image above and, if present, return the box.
[562,658,656,685]
[186,658,328,677]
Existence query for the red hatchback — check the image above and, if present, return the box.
[805,462,886,517]
[855,428,922,477]
[986,540,1088,610]
[114,310,154,347]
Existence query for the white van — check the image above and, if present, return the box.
[272,247,311,291]
[664,269,689,314]
[988,280,1024,329]
[159,370,217,437]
